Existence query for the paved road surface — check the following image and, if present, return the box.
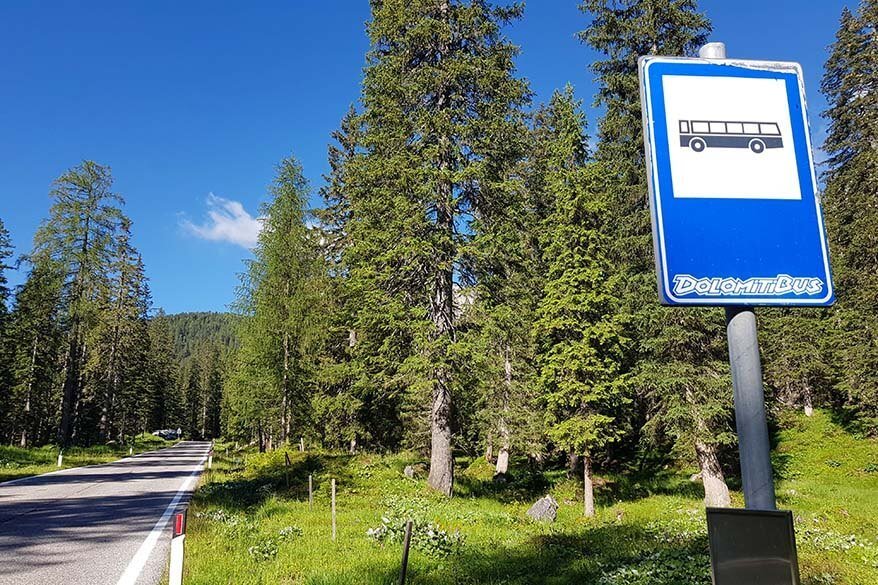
[0,441,210,585]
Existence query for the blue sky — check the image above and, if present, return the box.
[0,1,850,314]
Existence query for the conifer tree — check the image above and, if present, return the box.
[531,89,629,516]
[579,1,732,506]
[0,218,14,436]
[146,311,181,430]
[7,260,64,446]
[229,155,323,447]
[348,0,529,495]
[821,0,878,432]
[32,161,124,445]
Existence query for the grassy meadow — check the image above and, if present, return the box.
[0,432,176,483]
[183,411,877,585]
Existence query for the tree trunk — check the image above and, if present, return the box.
[495,345,512,476]
[695,439,731,507]
[281,329,290,443]
[57,329,82,446]
[803,386,814,417]
[583,452,595,517]
[484,433,493,463]
[567,450,580,479]
[20,337,37,448]
[349,437,357,454]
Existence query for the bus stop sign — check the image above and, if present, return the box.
[638,56,834,306]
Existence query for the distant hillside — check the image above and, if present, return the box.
[163,311,239,361]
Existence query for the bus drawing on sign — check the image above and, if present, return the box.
[679,120,783,154]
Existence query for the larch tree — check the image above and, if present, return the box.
[31,161,124,446]
[821,0,878,433]
[348,0,529,495]
[230,155,323,448]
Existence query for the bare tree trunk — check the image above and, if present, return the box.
[803,386,814,417]
[281,329,290,443]
[495,346,512,475]
[686,389,731,507]
[484,433,493,463]
[20,337,37,448]
[257,420,266,453]
[583,452,595,517]
[695,439,731,507]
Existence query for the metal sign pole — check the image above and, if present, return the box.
[726,307,777,510]
[697,42,777,511]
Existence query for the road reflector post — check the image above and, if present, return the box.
[129,446,133,456]
[398,520,413,585]
[331,478,337,541]
[207,451,213,470]
[169,509,187,585]
[308,474,313,510]
[299,437,305,452]
[57,450,63,467]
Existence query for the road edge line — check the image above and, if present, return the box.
[115,449,208,585]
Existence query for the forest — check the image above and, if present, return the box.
[0,0,875,517]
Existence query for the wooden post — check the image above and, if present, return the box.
[308,474,313,510]
[300,437,305,452]
[331,478,337,541]
[398,520,413,585]
[284,452,291,488]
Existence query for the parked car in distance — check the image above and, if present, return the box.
[152,429,180,440]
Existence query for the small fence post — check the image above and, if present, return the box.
[300,437,305,452]
[57,450,63,467]
[331,478,337,541]
[169,509,187,585]
[308,474,313,510]
[398,520,413,585]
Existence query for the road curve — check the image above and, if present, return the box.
[0,441,211,585]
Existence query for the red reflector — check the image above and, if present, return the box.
[174,512,186,536]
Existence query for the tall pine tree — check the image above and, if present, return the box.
[579,1,732,506]
[821,0,878,433]
[347,0,529,495]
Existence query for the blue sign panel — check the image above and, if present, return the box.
[639,57,834,306]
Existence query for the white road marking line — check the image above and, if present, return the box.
[115,450,208,585]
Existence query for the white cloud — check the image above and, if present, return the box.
[181,193,262,249]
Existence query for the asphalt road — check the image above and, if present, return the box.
[0,441,210,585]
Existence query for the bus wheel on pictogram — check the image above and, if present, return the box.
[748,138,766,153]
[689,137,706,152]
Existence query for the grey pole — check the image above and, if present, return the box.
[725,307,776,510]
[699,41,777,510]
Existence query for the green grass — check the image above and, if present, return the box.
[183,412,877,584]
[0,433,177,483]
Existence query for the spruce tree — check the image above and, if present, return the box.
[0,218,14,437]
[579,1,732,506]
[348,0,529,495]
[531,89,629,516]
[821,1,878,432]
[7,260,64,446]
